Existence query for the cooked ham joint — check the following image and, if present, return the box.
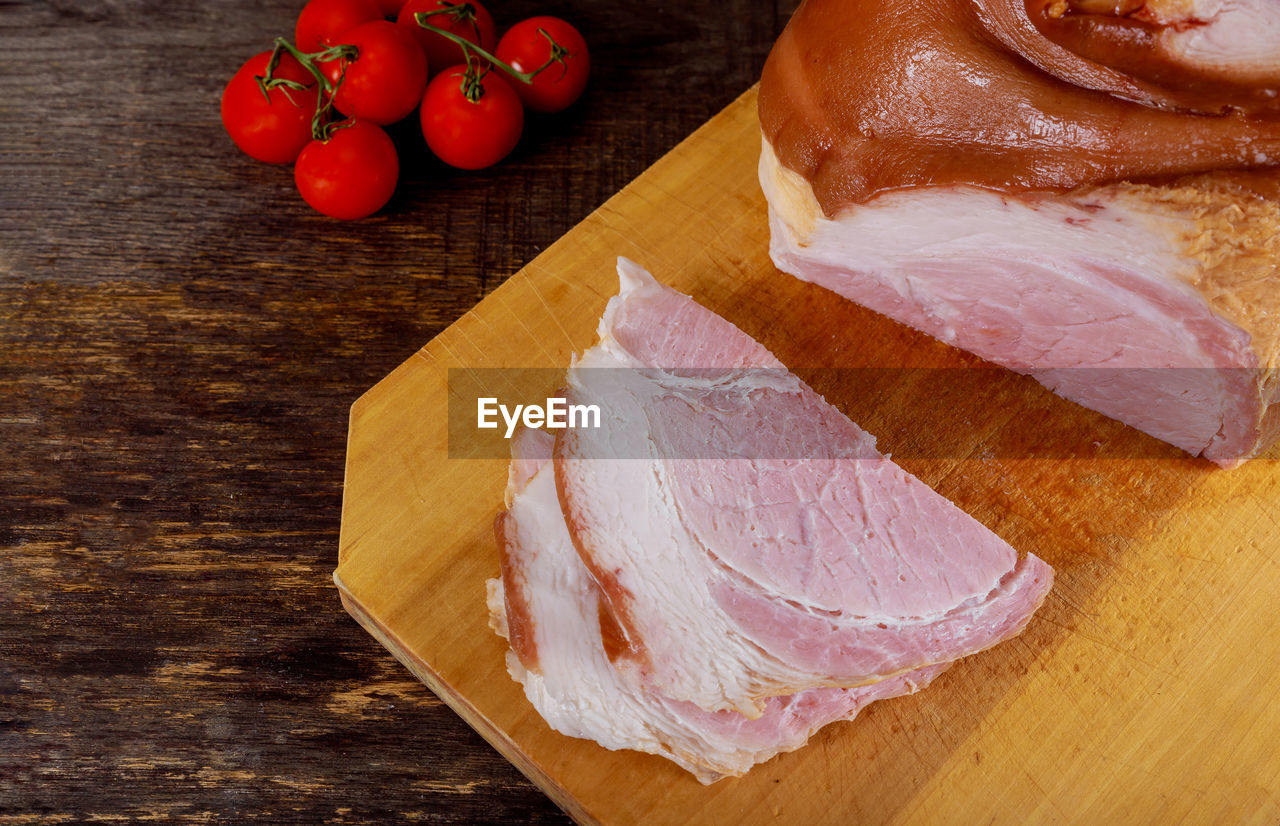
[758,0,1280,466]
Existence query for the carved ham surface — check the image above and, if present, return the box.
[490,428,949,784]
[487,261,1052,780]
[758,0,1280,466]
[556,260,1053,715]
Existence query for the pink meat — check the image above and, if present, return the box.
[760,153,1280,466]
[554,260,1053,715]
[489,427,947,783]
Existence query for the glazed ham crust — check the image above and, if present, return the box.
[757,0,1280,213]
[1023,0,1280,112]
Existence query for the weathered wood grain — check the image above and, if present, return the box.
[0,0,799,821]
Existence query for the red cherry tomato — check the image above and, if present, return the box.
[420,66,523,169]
[397,0,495,71]
[221,51,319,164]
[377,0,409,16]
[495,17,590,113]
[294,121,399,219]
[295,0,382,52]
[320,21,428,124]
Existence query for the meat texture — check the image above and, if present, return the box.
[758,0,1280,466]
[491,428,948,784]
[556,260,1053,715]
[487,259,1052,782]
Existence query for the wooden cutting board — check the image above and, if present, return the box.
[335,86,1280,825]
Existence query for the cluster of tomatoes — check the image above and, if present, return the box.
[221,0,590,219]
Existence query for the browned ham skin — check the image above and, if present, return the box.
[1028,0,1280,112]
[758,0,1280,214]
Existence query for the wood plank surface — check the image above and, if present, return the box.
[0,0,799,821]
[336,87,1280,824]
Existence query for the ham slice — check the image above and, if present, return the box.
[553,261,1052,715]
[490,428,948,783]
[758,0,1280,466]
[487,259,1052,765]
[486,262,1050,779]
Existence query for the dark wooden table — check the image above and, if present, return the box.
[0,0,797,821]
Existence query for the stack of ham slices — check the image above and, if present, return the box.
[759,0,1280,467]
[487,260,1053,782]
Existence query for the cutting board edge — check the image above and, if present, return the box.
[337,349,433,567]
[336,84,762,569]
[332,570,603,826]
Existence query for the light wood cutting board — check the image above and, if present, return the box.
[335,86,1280,825]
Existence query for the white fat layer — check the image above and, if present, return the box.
[1165,0,1280,74]
[761,146,1205,328]
[563,359,796,715]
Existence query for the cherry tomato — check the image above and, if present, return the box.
[495,17,590,113]
[295,0,383,52]
[320,21,427,124]
[420,66,523,169]
[377,0,409,16]
[397,0,496,71]
[294,121,399,219]
[221,51,319,164]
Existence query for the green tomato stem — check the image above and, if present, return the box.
[258,37,358,142]
[412,17,573,88]
[529,28,571,82]
[413,18,538,86]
